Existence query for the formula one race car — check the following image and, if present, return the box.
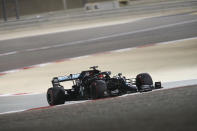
[47,66,162,105]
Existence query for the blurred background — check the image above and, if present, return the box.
[0,0,132,21]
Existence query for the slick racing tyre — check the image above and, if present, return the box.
[136,73,153,91]
[90,80,107,99]
[47,87,65,106]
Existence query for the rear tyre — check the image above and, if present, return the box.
[136,73,153,91]
[47,87,65,106]
[90,80,107,99]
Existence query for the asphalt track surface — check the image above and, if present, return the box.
[0,93,48,114]
[0,12,197,72]
[0,85,197,131]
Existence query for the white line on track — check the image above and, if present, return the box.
[1,19,197,57]
[0,110,26,115]
[36,62,53,67]
[3,69,21,74]
[0,51,18,57]
[0,93,41,97]
[155,36,197,45]
[111,47,135,53]
[70,55,91,60]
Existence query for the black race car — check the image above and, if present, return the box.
[47,66,162,105]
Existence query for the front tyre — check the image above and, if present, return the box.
[136,73,153,92]
[47,87,65,106]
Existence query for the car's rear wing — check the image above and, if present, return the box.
[57,73,80,82]
[52,73,80,87]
